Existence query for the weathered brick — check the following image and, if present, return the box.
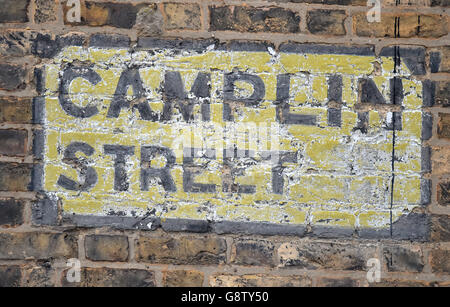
[0,265,22,287]
[429,46,450,73]
[23,263,55,287]
[431,147,450,176]
[0,163,33,191]
[85,235,129,262]
[370,279,432,287]
[63,1,146,29]
[0,130,28,156]
[35,0,57,23]
[383,245,424,272]
[162,270,204,287]
[278,241,377,270]
[0,199,24,227]
[231,239,275,266]
[0,233,77,260]
[32,33,87,59]
[0,97,33,123]
[307,9,346,36]
[136,235,226,265]
[435,81,450,107]
[438,113,450,140]
[315,277,360,287]
[354,13,448,38]
[62,267,156,287]
[431,215,450,242]
[210,274,312,287]
[0,63,28,91]
[164,3,201,31]
[209,6,300,33]
[0,31,36,57]
[437,181,450,207]
[0,0,29,23]
[431,0,450,6]
[430,249,450,274]
[268,0,366,4]
[134,4,164,36]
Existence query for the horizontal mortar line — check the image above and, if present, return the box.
[0,156,34,163]
[0,192,36,199]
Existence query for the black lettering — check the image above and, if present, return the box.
[183,148,216,193]
[140,146,176,192]
[104,145,135,191]
[57,142,97,191]
[59,66,101,118]
[162,71,211,122]
[107,69,158,120]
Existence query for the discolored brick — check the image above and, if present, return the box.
[162,270,204,287]
[0,97,33,123]
[0,199,24,227]
[0,63,28,91]
[136,234,226,265]
[0,130,28,156]
[0,265,22,287]
[164,3,201,30]
[438,113,450,140]
[209,6,300,33]
[0,0,29,23]
[383,245,424,272]
[307,9,346,36]
[85,235,129,262]
[210,274,312,287]
[231,239,275,266]
[0,163,33,191]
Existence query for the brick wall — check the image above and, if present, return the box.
[0,0,449,287]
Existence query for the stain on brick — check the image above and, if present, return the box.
[0,163,33,191]
[0,265,22,287]
[0,0,29,23]
[0,97,33,123]
[35,0,57,24]
[438,113,450,140]
[431,215,450,242]
[210,6,300,33]
[430,249,450,274]
[307,10,346,36]
[62,267,156,287]
[85,235,129,262]
[164,3,202,31]
[210,274,312,287]
[0,63,28,91]
[278,241,377,270]
[383,245,424,272]
[0,199,24,227]
[0,130,28,156]
[136,235,226,265]
[0,233,77,260]
[162,270,204,287]
[231,239,275,266]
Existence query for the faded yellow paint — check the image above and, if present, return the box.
[41,46,426,229]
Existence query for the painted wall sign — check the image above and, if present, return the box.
[34,40,431,236]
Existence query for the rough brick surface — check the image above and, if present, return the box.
[35,0,57,24]
[209,6,300,33]
[85,235,129,262]
[437,181,450,207]
[431,215,450,242]
[62,267,156,287]
[0,63,28,91]
[430,250,450,274]
[383,245,425,272]
[278,241,377,270]
[0,163,32,191]
[164,3,201,31]
[0,199,24,227]
[307,10,346,36]
[0,130,28,156]
[0,233,77,260]
[0,0,29,23]
[231,239,275,266]
[210,274,312,287]
[438,113,450,140]
[0,265,22,287]
[136,235,227,264]
[354,13,448,38]
[162,270,204,287]
[0,97,33,123]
